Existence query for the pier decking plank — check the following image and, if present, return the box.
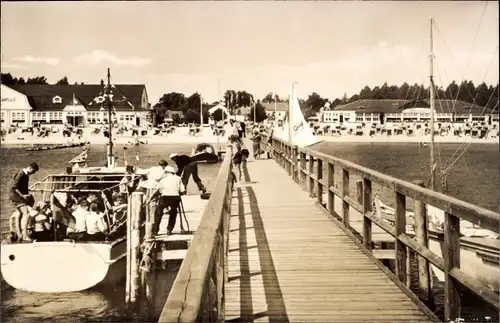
[224,158,433,322]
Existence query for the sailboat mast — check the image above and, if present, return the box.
[289,82,295,145]
[429,18,436,191]
[106,68,114,167]
[200,94,203,129]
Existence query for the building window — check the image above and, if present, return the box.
[53,96,62,104]
[12,112,26,123]
[1,111,5,123]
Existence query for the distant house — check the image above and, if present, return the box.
[1,83,151,128]
[261,102,288,121]
[322,99,493,124]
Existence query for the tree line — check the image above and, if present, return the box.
[2,73,497,123]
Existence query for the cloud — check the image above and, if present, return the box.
[12,55,60,66]
[73,50,151,67]
[1,61,27,70]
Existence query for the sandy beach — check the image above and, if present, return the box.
[316,134,499,144]
[0,127,229,147]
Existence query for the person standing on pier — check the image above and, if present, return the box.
[10,162,39,242]
[155,166,186,235]
[169,153,207,194]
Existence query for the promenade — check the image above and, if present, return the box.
[224,157,435,322]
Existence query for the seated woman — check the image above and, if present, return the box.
[86,202,108,241]
[67,198,89,241]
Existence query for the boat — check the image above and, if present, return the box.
[1,68,145,293]
[373,18,500,292]
[190,143,220,164]
[25,142,87,152]
[274,82,322,148]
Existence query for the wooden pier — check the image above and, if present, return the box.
[139,137,498,323]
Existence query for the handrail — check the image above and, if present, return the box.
[267,134,499,322]
[159,147,233,323]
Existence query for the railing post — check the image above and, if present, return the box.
[444,212,461,321]
[361,179,372,250]
[413,180,434,309]
[394,192,407,284]
[340,169,350,226]
[141,194,156,319]
[292,145,298,183]
[308,155,315,197]
[316,158,323,204]
[287,145,292,176]
[300,152,307,189]
[326,162,334,214]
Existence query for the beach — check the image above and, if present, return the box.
[0,127,229,146]
[317,134,499,144]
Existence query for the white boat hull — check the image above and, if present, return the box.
[0,238,127,293]
[428,236,500,292]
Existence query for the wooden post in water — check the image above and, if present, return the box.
[126,191,143,309]
[413,180,434,309]
[141,195,156,318]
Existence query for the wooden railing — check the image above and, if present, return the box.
[158,147,233,322]
[270,136,499,322]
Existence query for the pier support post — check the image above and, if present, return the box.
[140,195,156,319]
[126,191,143,309]
[413,180,434,309]
[292,145,298,183]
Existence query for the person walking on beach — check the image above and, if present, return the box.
[169,153,207,194]
[10,162,39,241]
[155,166,186,235]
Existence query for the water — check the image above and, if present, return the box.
[1,142,498,322]
[0,144,222,322]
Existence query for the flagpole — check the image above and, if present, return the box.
[274,92,277,122]
[200,94,203,136]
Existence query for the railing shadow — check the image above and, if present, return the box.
[227,165,289,323]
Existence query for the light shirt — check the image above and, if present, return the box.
[68,207,88,233]
[86,211,108,235]
[32,213,50,232]
[158,173,186,196]
[144,166,166,189]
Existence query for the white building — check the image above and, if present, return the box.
[261,102,288,121]
[322,99,494,124]
[1,83,152,129]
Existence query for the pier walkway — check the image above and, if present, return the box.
[224,158,433,322]
[159,136,499,323]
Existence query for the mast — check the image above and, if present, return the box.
[253,98,256,123]
[106,68,114,168]
[429,18,436,191]
[274,92,277,121]
[200,94,203,131]
[289,82,296,145]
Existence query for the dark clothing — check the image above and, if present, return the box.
[232,152,242,165]
[67,231,87,241]
[172,155,194,176]
[31,231,53,242]
[86,232,106,242]
[155,195,181,234]
[181,161,205,191]
[237,130,243,138]
[240,122,246,138]
[10,170,29,204]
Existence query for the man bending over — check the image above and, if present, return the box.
[169,153,207,194]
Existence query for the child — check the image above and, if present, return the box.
[86,202,108,241]
[29,202,52,241]
[67,198,89,241]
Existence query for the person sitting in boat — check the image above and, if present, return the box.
[87,192,105,213]
[29,201,53,241]
[10,162,39,242]
[67,198,89,241]
[86,202,108,241]
[103,192,128,224]
[155,166,186,235]
[169,153,207,194]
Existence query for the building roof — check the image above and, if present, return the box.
[7,84,147,112]
[332,99,491,116]
[262,102,288,112]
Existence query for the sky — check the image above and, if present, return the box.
[1,1,498,104]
